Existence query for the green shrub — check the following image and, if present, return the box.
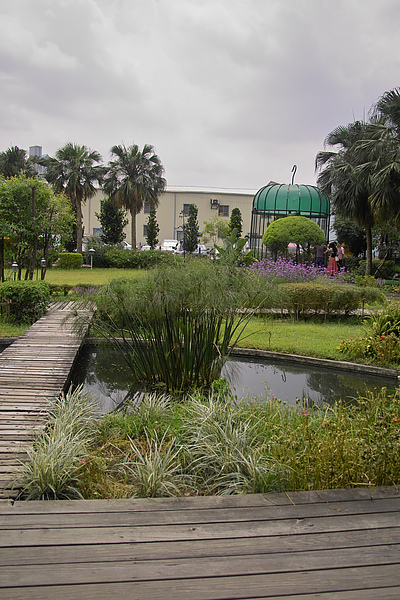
[48,283,73,296]
[355,259,396,280]
[57,252,83,269]
[0,280,50,324]
[338,332,400,365]
[104,248,177,269]
[278,282,365,316]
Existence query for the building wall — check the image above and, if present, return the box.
[82,187,257,247]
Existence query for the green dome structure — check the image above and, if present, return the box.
[250,183,330,259]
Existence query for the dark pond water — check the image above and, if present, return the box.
[73,345,398,413]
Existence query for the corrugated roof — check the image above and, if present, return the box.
[165,185,258,196]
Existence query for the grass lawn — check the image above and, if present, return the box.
[237,315,366,360]
[45,267,147,286]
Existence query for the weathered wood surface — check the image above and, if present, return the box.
[0,302,91,498]
[0,486,399,599]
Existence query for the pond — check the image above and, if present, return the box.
[73,344,398,413]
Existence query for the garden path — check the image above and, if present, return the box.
[0,302,91,499]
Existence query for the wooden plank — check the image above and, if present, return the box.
[1,497,400,529]
[1,527,398,566]
[1,545,400,588]
[2,511,399,547]
[1,566,400,600]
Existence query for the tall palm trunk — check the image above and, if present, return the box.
[130,209,137,250]
[76,192,83,254]
[365,223,373,276]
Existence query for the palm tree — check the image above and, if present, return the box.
[316,121,376,275]
[103,144,166,249]
[42,143,104,253]
[0,146,37,178]
[362,88,400,227]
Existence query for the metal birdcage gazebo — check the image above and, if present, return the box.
[249,182,330,259]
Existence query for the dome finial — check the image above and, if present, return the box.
[291,164,297,184]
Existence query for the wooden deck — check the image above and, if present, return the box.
[0,486,399,599]
[0,302,91,498]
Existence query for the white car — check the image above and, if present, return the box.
[122,241,132,250]
[161,239,178,252]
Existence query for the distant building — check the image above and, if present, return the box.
[82,186,257,248]
[29,146,47,175]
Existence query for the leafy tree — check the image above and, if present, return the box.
[183,204,199,253]
[228,207,243,237]
[332,215,367,257]
[145,209,160,249]
[95,198,128,245]
[316,121,376,275]
[0,146,37,178]
[0,174,74,280]
[41,143,104,253]
[201,215,229,246]
[104,143,166,249]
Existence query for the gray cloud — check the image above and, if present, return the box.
[1,0,399,189]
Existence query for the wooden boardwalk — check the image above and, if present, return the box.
[0,486,399,599]
[0,302,90,499]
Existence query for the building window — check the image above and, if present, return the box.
[219,205,229,217]
[143,224,148,237]
[144,202,151,214]
[182,204,190,217]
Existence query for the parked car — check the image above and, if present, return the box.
[161,239,178,252]
[174,242,209,255]
[121,241,132,250]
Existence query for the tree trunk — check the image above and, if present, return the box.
[365,223,373,276]
[76,194,83,254]
[0,237,4,282]
[130,209,136,249]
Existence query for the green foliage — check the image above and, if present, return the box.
[57,252,83,269]
[355,259,397,280]
[0,280,50,324]
[201,215,229,245]
[103,248,176,269]
[262,216,326,250]
[48,283,74,297]
[215,228,255,265]
[81,386,400,498]
[0,174,75,279]
[338,333,400,365]
[332,215,367,257]
[88,261,255,393]
[104,143,166,249]
[15,386,99,500]
[95,198,128,245]
[228,207,243,237]
[277,282,375,316]
[183,204,199,253]
[145,208,160,249]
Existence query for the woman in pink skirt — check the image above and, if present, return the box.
[325,242,338,276]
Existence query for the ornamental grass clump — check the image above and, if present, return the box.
[15,386,100,500]
[119,429,187,497]
[181,396,279,494]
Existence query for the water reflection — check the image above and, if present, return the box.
[74,345,397,413]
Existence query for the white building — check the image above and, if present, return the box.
[82,185,257,248]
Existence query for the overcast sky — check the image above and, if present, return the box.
[1,0,399,191]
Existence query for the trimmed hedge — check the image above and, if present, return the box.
[277,282,381,316]
[57,253,83,269]
[103,248,180,269]
[0,281,50,324]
